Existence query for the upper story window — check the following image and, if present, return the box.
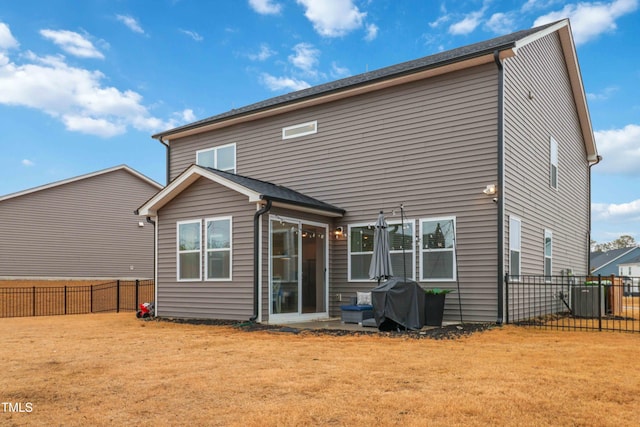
[420,217,456,282]
[196,143,236,173]
[348,221,415,281]
[550,137,558,189]
[282,121,317,140]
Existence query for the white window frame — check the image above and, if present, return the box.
[550,136,558,189]
[205,216,232,281]
[196,143,236,173]
[509,216,521,277]
[348,220,416,282]
[177,219,202,282]
[544,229,553,278]
[419,216,457,282]
[282,120,317,140]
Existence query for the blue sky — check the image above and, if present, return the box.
[0,0,638,244]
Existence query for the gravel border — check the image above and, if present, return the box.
[157,317,495,340]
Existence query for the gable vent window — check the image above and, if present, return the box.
[282,121,317,140]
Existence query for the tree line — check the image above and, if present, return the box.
[591,235,638,252]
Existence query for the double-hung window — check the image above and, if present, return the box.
[196,143,236,173]
[544,229,552,277]
[177,220,201,281]
[509,217,521,277]
[205,217,232,280]
[348,221,415,281]
[550,137,558,189]
[420,217,456,281]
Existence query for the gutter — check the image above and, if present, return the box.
[494,50,505,325]
[146,216,158,317]
[587,154,603,272]
[250,200,272,322]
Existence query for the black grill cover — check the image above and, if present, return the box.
[371,277,425,331]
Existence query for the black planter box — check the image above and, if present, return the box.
[424,294,446,327]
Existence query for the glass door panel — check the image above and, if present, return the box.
[301,225,326,314]
[270,220,299,314]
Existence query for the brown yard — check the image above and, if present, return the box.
[1,314,639,427]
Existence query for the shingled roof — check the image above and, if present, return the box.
[153,20,560,140]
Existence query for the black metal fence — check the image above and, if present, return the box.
[506,274,640,333]
[0,279,154,318]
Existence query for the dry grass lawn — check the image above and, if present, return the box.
[1,314,639,426]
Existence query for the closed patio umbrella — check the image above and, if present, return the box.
[368,211,393,285]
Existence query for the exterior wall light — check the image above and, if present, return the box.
[483,184,497,196]
[334,226,344,238]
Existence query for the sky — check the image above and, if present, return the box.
[0,0,638,244]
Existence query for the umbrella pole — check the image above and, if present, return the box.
[400,204,407,282]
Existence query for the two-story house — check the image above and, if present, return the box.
[137,19,598,324]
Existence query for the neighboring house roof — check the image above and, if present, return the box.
[618,254,640,266]
[0,165,162,202]
[590,247,640,272]
[153,19,597,162]
[136,164,345,218]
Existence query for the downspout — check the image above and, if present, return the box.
[146,216,157,317]
[587,155,603,272]
[158,137,170,185]
[250,200,272,322]
[494,50,505,325]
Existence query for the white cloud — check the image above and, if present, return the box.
[296,0,366,37]
[592,199,640,221]
[21,159,34,167]
[288,43,320,74]
[594,124,640,174]
[485,12,516,34]
[260,73,310,91]
[0,24,189,138]
[248,43,276,61]
[587,86,619,101]
[179,29,203,42]
[116,15,145,34]
[40,29,104,59]
[364,23,378,41]
[330,61,350,78]
[0,23,19,50]
[428,15,450,29]
[449,10,484,35]
[533,0,639,45]
[248,0,282,15]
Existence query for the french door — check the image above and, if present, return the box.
[269,216,328,321]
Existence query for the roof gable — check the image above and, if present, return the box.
[136,165,345,217]
[590,247,640,271]
[0,165,162,203]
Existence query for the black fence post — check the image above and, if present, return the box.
[504,273,510,324]
[32,286,36,316]
[598,274,602,331]
[64,286,67,315]
[90,284,94,313]
[116,280,120,313]
[135,279,139,311]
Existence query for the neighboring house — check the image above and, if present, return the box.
[137,19,598,324]
[617,255,640,295]
[590,247,640,276]
[0,165,162,281]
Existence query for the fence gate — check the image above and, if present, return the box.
[506,274,640,333]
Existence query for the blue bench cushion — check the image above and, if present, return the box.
[340,304,373,311]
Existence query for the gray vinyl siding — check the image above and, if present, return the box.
[167,64,500,322]
[0,168,158,279]
[156,177,256,319]
[503,32,589,277]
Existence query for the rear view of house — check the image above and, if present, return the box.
[138,19,598,324]
[0,165,162,283]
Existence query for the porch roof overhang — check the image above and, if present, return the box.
[135,164,345,218]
